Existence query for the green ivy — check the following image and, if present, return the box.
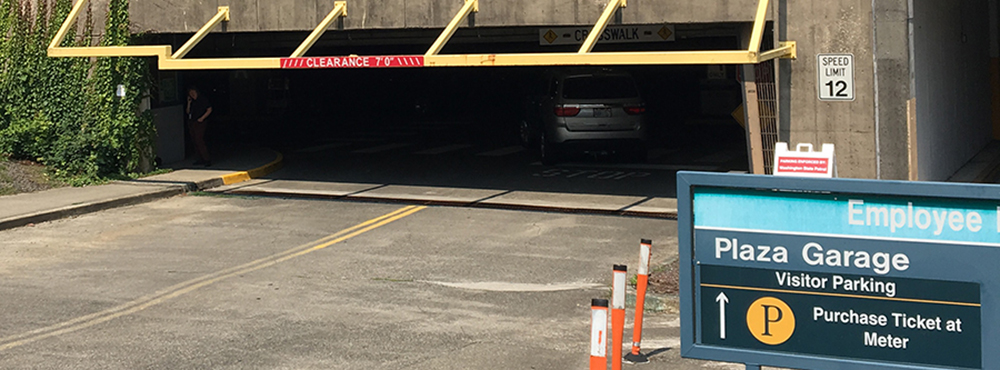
[0,0,154,184]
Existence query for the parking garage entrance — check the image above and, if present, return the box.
[49,0,796,199]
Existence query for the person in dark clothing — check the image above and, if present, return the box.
[186,87,213,166]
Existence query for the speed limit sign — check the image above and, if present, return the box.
[817,54,854,101]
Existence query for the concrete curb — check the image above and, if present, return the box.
[0,149,284,231]
[221,151,284,185]
[0,186,187,231]
[226,188,678,219]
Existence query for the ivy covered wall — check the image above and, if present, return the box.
[0,0,154,184]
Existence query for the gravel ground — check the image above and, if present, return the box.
[0,159,62,196]
[649,258,680,294]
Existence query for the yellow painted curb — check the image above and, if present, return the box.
[221,150,284,185]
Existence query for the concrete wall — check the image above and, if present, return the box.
[779,0,879,179]
[88,0,110,35]
[912,0,992,181]
[130,0,763,33]
[29,0,111,39]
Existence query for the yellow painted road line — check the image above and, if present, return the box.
[221,150,285,185]
[700,283,981,308]
[0,205,426,352]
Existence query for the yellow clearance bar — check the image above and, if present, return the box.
[49,0,796,70]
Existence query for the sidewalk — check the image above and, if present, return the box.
[0,146,282,231]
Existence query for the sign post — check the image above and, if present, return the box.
[678,172,997,369]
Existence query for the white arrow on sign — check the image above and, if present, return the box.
[716,292,729,340]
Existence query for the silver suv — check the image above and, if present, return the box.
[520,69,648,165]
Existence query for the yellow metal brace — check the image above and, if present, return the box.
[49,0,796,70]
[426,0,479,56]
[761,41,797,62]
[291,2,348,58]
[48,0,87,49]
[172,7,230,59]
[578,0,625,54]
[49,0,281,69]
[747,0,769,58]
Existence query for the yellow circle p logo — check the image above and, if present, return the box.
[746,297,795,345]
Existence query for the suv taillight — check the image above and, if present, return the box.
[623,105,646,115]
[554,105,581,117]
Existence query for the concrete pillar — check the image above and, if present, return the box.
[773,0,790,144]
[738,26,765,174]
[780,0,878,179]
[872,0,913,180]
[742,63,766,175]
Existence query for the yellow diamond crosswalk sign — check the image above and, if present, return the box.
[658,26,673,40]
[544,30,559,44]
[732,104,746,129]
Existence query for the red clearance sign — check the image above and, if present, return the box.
[776,157,829,174]
[280,56,425,69]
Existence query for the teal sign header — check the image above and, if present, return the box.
[694,188,1000,246]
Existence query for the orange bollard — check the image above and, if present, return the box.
[590,299,609,370]
[624,239,652,364]
[611,265,627,370]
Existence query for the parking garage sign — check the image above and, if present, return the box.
[678,172,999,369]
[817,54,855,101]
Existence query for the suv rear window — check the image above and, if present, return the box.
[562,75,639,99]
